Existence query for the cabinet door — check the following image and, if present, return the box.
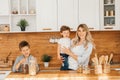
[58,0,78,31]
[0,0,9,15]
[79,0,99,30]
[36,0,57,31]
[100,0,120,30]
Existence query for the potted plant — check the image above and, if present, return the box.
[41,54,52,67]
[17,19,29,31]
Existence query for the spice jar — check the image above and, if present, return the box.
[77,65,82,73]
[110,10,114,16]
[107,0,111,4]
[83,66,90,74]
[105,11,109,16]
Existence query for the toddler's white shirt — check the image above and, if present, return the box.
[58,37,71,53]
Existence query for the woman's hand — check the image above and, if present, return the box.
[62,47,71,55]
[62,47,78,61]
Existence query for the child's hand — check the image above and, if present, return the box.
[57,55,61,60]
[20,58,26,64]
[59,56,64,64]
[61,56,65,62]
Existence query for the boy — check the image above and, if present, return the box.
[57,25,71,70]
[12,40,39,72]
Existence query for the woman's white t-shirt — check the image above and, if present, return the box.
[68,42,93,70]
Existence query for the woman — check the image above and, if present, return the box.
[62,24,95,70]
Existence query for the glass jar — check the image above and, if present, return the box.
[104,63,111,73]
[107,0,111,4]
[29,57,37,76]
[21,63,29,74]
[83,66,90,74]
[94,65,102,74]
[77,65,82,73]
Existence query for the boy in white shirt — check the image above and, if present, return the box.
[57,25,71,70]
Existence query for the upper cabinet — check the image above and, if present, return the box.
[36,0,58,31]
[58,0,78,31]
[0,0,10,32]
[1,0,120,32]
[79,0,100,30]
[100,0,120,30]
[0,0,9,15]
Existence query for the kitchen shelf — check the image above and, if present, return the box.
[102,0,117,30]
[0,0,36,32]
[100,0,120,30]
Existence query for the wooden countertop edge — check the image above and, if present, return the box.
[5,70,120,79]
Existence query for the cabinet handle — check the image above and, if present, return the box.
[88,27,94,29]
[42,28,52,30]
[70,28,73,30]
[104,27,113,29]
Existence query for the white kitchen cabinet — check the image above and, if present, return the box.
[36,0,58,31]
[100,0,120,30]
[0,0,10,31]
[79,0,100,30]
[58,0,78,31]
[0,0,9,15]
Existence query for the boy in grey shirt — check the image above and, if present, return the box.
[12,40,39,72]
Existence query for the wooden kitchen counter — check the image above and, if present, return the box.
[5,70,120,80]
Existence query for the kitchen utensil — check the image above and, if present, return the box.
[105,55,108,64]
[108,53,113,64]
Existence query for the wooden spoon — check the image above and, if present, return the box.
[95,53,98,65]
[105,55,108,64]
[108,53,113,64]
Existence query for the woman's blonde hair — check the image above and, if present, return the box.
[72,24,95,49]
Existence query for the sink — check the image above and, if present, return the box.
[0,71,11,80]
